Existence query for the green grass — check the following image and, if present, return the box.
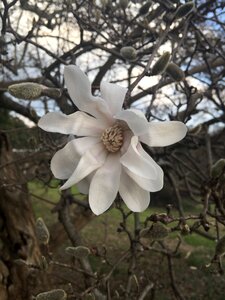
[184,234,215,249]
[28,179,217,252]
[28,180,60,224]
[28,180,83,224]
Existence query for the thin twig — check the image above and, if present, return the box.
[138,283,154,300]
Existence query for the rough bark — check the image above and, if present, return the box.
[0,133,41,300]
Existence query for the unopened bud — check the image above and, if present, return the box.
[151,52,171,75]
[42,87,61,98]
[120,46,137,61]
[149,213,173,224]
[14,259,27,266]
[39,256,48,271]
[95,10,101,22]
[8,83,43,100]
[65,246,90,259]
[215,236,225,257]
[120,0,128,9]
[139,1,152,15]
[36,218,50,245]
[211,159,225,179]
[36,289,67,300]
[175,2,195,19]
[140,223,169,240]
[180,223,190,236]
[166,62,185,81]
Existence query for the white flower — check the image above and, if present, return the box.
[38,65,187,215]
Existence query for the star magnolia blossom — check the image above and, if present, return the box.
[38,65,187,215]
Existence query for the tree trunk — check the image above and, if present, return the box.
[0,133,41,300]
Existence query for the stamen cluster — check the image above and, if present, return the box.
[101,124,124,153]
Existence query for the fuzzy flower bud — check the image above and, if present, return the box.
[39,256,48,271]
[14,259,27,266]
[175,2,195,19]
[180,223,190,236]
[120,46,137,61]
[211,159,225,179]
[151,52,171,75]
[166,62,185,81]
[65,246,90,259]
[8,83,43,100]
[140,223,169,240]
[36,289,67,300]
[36,218,50,245]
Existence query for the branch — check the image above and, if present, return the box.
[167,255,185,300]
[0,93,38,123]
[58,191,106,299]
[138,283,154,300]
[129,57,225,105]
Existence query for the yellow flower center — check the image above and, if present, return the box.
[101,124,124,153]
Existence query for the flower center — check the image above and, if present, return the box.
[101,124,124,153]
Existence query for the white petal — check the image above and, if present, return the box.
[38,111,107,136]
[64,65,112,120]
[120,136,159,180]
[140,121,187,147]
[120,130,133,156]
[89,153,121,215]
[60,143,107,190]
[119,170,150,212]
[38,111,106,136]
[124,145,164,191]
[51,137,99,180]
[100,81,127,115]
[123,165,163,192]
[115,109,149,135]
